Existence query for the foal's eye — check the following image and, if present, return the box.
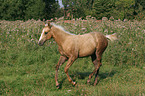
[45,32,48,35]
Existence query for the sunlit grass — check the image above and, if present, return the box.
[0,18,145,95]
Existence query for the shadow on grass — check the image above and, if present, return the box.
[75,70,116,80]
[76,70,116,85]
[57,77,66,89]
[58,70,116,88]
[99,70,116,79]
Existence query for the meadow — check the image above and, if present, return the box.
[0,17,145,96]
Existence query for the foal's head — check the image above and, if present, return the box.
[38,22,53,46]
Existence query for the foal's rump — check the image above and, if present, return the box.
[78,32,109,57]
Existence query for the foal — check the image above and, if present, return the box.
[38,22,117,88]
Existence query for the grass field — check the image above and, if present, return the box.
[0,17,145,96]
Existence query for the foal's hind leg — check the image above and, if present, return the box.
[87,52,102,85]
[94,52,102,85]
[55,56,67,88]
[87,53,98,84]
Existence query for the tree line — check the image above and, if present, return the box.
[0,0,145,21]
[0,0,63,20]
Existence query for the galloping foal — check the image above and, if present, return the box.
[38,22,117,88]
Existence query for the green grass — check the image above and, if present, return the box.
[0,18,145,95]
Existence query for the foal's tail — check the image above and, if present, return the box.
[105,33,118,41]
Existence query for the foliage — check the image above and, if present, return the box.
[0,0,61,20]
[0,0,145,20]
[61,0,145,20]
[92,0,114,19]
[0,0,25,20]
[113,0,135,20]
[0,18,145,95]
[62,0,88,19]
[24,0,45,20]
[43,0,63,20]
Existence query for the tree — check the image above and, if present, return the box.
[92,0,114,19]
[0,0,62,20]
[136,0,145,9]
[113,0,135,20]
[24,0,45,20]
[43,0,62,20]
[0,0,25,20]
[134,0,145,20]
[86,0,94,9]
[62,0,91,19]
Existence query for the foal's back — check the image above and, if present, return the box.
[64,32,108,57]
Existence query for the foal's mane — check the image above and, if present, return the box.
[51,23,75,35]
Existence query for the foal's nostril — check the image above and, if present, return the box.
[38,41,43,46]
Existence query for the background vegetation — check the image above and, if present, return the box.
[0,0,145,95]
[0,17,145,95]
[0,0,145,21]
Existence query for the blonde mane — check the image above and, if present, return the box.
[51,23,75,35]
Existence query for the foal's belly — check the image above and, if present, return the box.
[78,43,96,57]
[79,48,95,57]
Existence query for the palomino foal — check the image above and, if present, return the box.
[38,23,117,88]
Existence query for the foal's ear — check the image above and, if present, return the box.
[48,22,52,28]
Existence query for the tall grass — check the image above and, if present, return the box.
[0,18,145,95]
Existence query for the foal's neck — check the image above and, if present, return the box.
[52,26,71,46]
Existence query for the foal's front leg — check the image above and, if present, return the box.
[55,56,67,88]
[64,56,76,86]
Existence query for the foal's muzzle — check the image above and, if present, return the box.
[38,41,44,46]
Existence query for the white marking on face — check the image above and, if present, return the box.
[39,29,45,41]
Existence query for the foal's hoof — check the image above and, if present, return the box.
[72,82,77,86]
[56,84,60,89]
[94,81,98,86]
[87,80,91,84]
[94,83,97,86]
